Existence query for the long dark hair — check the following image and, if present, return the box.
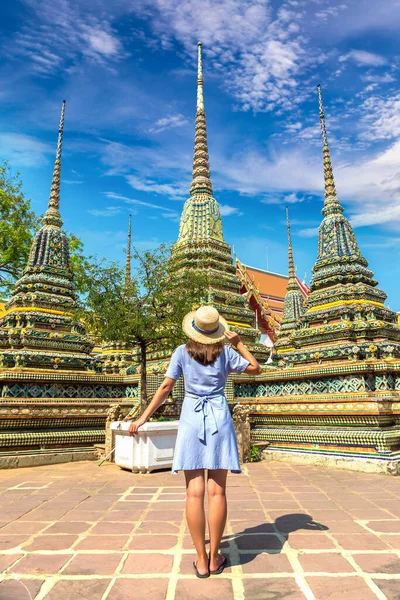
[186,339,224,366]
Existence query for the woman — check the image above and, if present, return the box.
[127,305,262,578]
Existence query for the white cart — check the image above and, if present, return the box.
[111,421,179,473]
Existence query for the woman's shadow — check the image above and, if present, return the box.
[220,513,329,566]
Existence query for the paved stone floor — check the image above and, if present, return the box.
[0,461,399,600]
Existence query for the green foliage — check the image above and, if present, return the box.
[249,444,260,462]
[79,244,209,407]
[0,162,40,293]
[67,233,97,297]
[149,415,176,422]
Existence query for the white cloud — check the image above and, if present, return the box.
[131,0,322,112]
[104,191,178,213]
[339,50,387,67]
[358,92,400,141]
[162,212,180,222]
[297,226,319,238]
[315,4,348,20]
[261,192,305,205]
[88,206,122,217]
[9,0,125,75]
[83,27,121,58]
[219,204,243,216]
[149,114,188,134]
[0,133,53,166]
[126,174,188,200]
[361,73,396,84]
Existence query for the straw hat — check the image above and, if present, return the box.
[182,305,229,345]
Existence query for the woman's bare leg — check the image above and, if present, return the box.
[207,469,228,571]
[184,469,208,574]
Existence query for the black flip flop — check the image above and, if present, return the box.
[193,560,210,579]
[210,554,227,575]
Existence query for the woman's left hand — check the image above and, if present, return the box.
[128,418,146,436]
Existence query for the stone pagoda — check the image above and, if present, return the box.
[0,101,95,371]
[172,43,269,362]
[234,85,400,474]
[101,215,134,374]
[277,85,400,367]
[0,103,137,466]
[275,207,305,352]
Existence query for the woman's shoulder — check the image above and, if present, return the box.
[173,344,187,357]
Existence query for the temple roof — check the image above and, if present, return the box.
[236,262,308,322]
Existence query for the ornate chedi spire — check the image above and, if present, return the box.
[125,214,132,287]
[177,42,223,244]
[279,85,400,366]
[0,100,94,371]
[102,213,133,374]
[170,43,270,363]
[275,208,305,351]
[190,42,212,197]
[43,100,65,228]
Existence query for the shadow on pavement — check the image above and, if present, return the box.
[221,513,329,566]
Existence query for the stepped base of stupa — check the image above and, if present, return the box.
[260,447,400,476]
[0,369,140,465]
[234,359,400,475]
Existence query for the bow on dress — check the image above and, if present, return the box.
[193,396,219,443]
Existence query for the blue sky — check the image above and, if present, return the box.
[1,0,400,309]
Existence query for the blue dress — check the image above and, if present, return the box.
[165,344,250,474]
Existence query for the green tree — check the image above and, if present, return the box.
[0,162,90,298]
[0,162,40,291]
[81,244,208,409]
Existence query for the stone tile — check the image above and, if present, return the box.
[380,535,400,549]
[243,578,306,600]
[23,534,79,551]
[129,534,178,550]
[229,521,275,534]
[0,521,47,534]
[175,578,234,600]
[286,534,337,550]
[332,533,390,550]
[235,534,283,551]
[136,520,181,534]
[63,552,123,574]
[298,552,355,573]
[179,552,232,575]
[75,534,129,550]
[0,578,45,600]
[372,580,400,600]
[240,552,293,573]
[10,553,72,574]
[0,535,30,550]
[308,509,353,522]
[107,578,169,600]
[0,554,24,572]
[90,521,133,535]
[101,510,144,522]
[122,552,173,574]
[145,510,185,521]
[324,521,367,534]
[60,510,105,522]
[366,520,400,533]
[45,579,111,600]
[44,521,91,534]
[306,576,380,600]
[352,552,400,574]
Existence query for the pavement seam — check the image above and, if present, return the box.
[165,512,187,600]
